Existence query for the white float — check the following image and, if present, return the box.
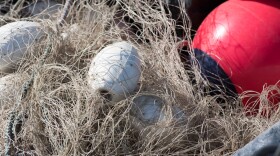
[130,95,187,145]
[24,0,62,19]
[0,74,27,108]
[88,41,141,102]
[130,95,186,126]
[0,21,45,73]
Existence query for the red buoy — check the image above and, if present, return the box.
[192,0,280,115]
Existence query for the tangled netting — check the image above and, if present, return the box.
[1,0,280,155]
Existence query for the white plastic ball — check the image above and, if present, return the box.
[0,21,45,72]
[88,41,141,102]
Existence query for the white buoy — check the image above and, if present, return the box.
[0,21,45,73]
[0,74,27,108]
[130,95,186,126]
[88,41,141,102]
[24,0,62,19]
[130,95,187,143]
[131,95,164,125]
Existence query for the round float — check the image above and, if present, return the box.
[0,21,45,73]
[192,0,280,114]
[130,95,186,128]
[88,41,141,102]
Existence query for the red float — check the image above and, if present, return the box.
[192,0,280,115]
